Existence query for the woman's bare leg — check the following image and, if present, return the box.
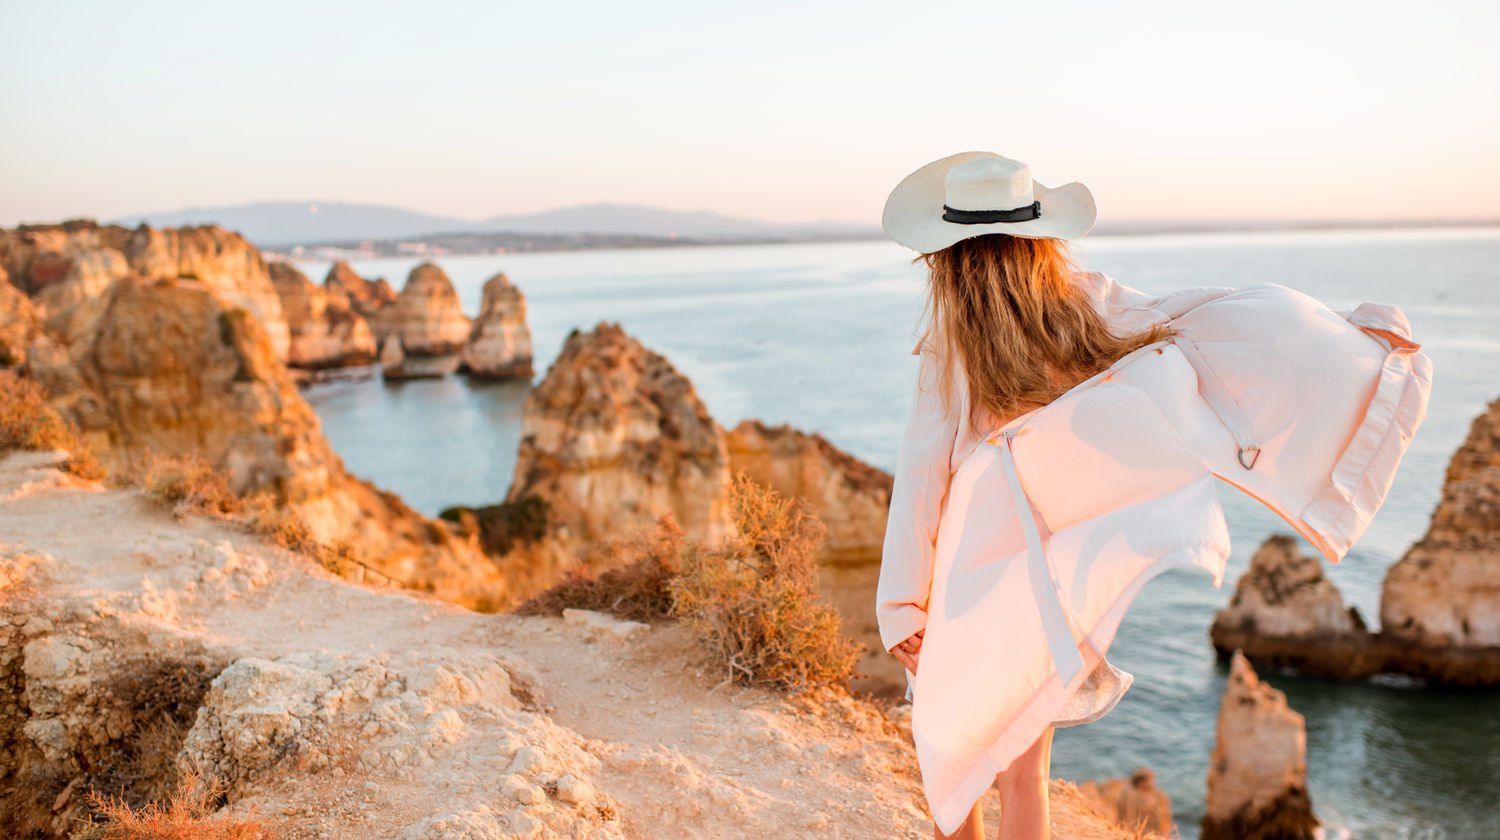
[995,726,1054,840]
[934,796,985,840]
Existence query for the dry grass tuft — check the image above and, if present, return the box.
[133,453,241,519]
[514,515,685,622]
[669,474,863,691]
[0,369,104,479]
[71,767,273,840]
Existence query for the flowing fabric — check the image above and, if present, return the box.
[874,272,1432,834]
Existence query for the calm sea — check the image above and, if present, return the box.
[293,228,1500,839]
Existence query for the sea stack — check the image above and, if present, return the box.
[1201,652,1318,840]
[459,272,534,380]
[323,260,396,319]
[1379,395,1500,684]
[370,262,470,358]
[268,262,376,369]
[508,322,731,544]
[1209,534,1377,679]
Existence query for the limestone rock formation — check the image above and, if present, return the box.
[370,262,471,357]
[1210,535,1378,678]
[725,419,893,564]
[0,222,290,359]
[28,274,501,605]
[1078,768,1174,836]
[0,267,41,368]
[459,272,534,380]
[1379,395,1500,683]
[268,261,376,369]
[508,322,731,544]
[1201,652,1318,840]
[324,260,396,319]
[0,447,1154,840]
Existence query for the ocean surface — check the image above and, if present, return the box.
[293,228,1500,839]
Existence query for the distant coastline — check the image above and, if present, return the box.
[268,216,1500,261]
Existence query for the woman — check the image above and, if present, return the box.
[877,153,1165,839]
[874,152,1430,839]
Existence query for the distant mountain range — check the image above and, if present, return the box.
[110,201,880,247]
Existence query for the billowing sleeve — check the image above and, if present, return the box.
[875,346,962,653]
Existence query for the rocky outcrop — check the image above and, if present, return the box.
[459,272,534,380]
[1201,652,1318,840]
[379,334,453,380]
[725,420,892,564]
[0,448,1152,840]
[324,260,396,319]
[1209,535,1378,679]
[508,323,731,544]
[370,262,471,357]
[1078,768,1174,837]
[0,222,290,359]
[1379,396,1500,683]
[0,267,41,368]
[510,324,893,556]
[268,262,376,369]
[24,273,502,606]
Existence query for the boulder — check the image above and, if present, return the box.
[1201,652,1318,840]
[508,322,730,544]
[369,262,470,356]
[324,260,396,319]
[1077,768,1173,837]
[269,262,376,369]
[459,272,533,380]
[725,419,892,564]
[1379,395,1500,683]
[1209,535,1379,679]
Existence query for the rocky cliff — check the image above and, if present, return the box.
[1201,652,1318,840]
[460,272,534,380]
[1379,395,1500,682]
[269,262,377,369]
[370,262,471,358]
[0,222,290,359]
[324,260,397,319]
[508,323,731,544]
[0,267,41,368]
[0,449,1154,840]
[14,272,504,607]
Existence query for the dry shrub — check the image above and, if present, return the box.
[669,474,863,691]
[71,767,272,840]
[133,453,240,519]
[0,369,104,479]
[514,515,685,622]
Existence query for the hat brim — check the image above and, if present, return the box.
[882,151,1097,254]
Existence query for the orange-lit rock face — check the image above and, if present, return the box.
[1381,396,1500,650]
[460,272,533,380]
[370,262,471,357]
[0,222,290,360]
[324,260,396,319]
[269,261,376,369]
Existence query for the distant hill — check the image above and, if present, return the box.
[112,200,879,247]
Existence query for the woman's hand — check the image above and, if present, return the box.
[891,629,924,674]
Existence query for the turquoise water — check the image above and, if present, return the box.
[294,228,1500,839]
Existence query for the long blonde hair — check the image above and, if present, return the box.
[920,233,1170,433]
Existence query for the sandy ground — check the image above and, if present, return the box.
[1,448,1154,839]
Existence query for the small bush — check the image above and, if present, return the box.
[439,495,550,556]
[135,453,241,519]
[514,514,685,622]
[669,474,863,691]
[0,369,104,479]
[71,768,272,840]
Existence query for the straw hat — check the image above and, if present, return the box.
[882,152,1097,253]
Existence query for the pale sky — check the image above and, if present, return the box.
[3,0,1497,227]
